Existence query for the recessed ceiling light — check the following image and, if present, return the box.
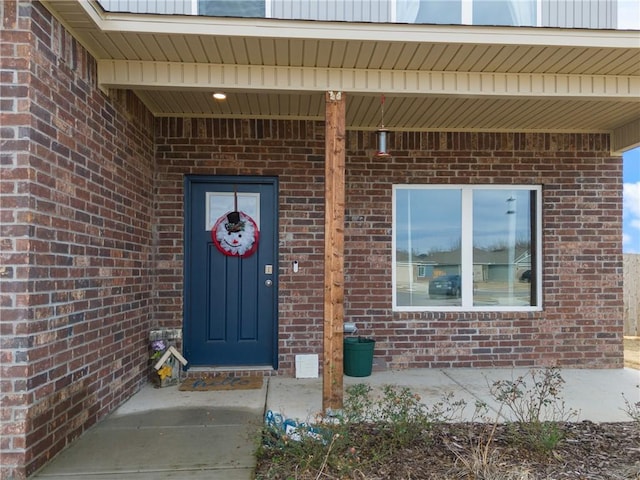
[212,92,226,100]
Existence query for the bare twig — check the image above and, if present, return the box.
[315,433,340,480]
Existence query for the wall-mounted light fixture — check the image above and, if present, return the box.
[375,94,390,157]
[212,92,227,100]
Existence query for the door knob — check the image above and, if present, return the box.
[265,279,273,287]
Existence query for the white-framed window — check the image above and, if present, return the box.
[198,0,267,18]
[394,0,539,26]
[392,185,542,312]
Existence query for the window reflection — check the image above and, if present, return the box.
[397,0,462,24]
[473,0,536,26]
[397,0,536,26]
[472,190,533,307]
[395,188,462,307]
[198,0,266,18]
[393,185,540,311]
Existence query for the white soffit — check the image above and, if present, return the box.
[41,0,640,150]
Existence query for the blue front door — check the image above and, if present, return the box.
[184,176,278,368]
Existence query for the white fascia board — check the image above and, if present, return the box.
[98,59,640,100]
[76,0,639,50]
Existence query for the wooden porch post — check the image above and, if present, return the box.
[323,91,346,412]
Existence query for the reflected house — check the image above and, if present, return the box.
[2,0,637,477]
[400,247,532,285]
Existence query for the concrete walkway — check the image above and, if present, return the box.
[32,368,639,479]
[268,368,640,424]
[32,382,267,480]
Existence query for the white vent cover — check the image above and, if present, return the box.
[295,354,319,379]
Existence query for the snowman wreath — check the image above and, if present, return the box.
[212,210,259,258]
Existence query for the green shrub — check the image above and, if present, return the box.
[622,384,640,423]
[490,367,577,454]
[257,383,467,478]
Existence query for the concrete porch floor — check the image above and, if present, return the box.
[31,382,268,480]
[32,368,640,479]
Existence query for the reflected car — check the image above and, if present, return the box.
[520,270,532,283]
[428,275,461,297]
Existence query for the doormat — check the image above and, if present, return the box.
[179,374,264,391]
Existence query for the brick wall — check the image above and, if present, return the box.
[1,3,155,478]
[156,120,624,375]
[346,131,623,369]
[155,119,328,373]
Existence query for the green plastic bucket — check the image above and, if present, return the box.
[343,337,375,377]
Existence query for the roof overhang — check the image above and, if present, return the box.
[42,0,640,154]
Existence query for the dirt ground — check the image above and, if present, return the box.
[257,421,640,480]
[626,336,640,370]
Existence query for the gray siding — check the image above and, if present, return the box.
[271,1,390,22]
[98,0,619,29]
[541,0,617,28]
[99,0,195,15]
[99,0,390,21]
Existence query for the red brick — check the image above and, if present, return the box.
[1,3,154,477]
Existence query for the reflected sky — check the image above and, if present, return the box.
[396,189,461,254]
[473,190,531,249]
[396,188,532,255]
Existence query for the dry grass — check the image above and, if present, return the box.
[625,336,640,370]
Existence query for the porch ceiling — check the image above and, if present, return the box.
[42,0,640,153]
